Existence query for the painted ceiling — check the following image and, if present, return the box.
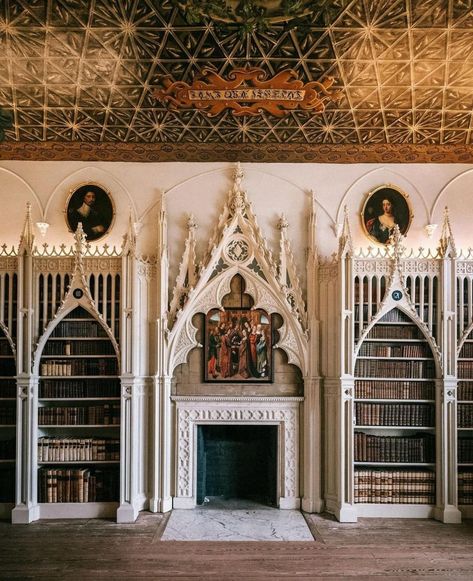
[1,0,473,162]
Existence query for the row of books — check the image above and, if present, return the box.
[0,439,15,460]
[38,404,120,426]
[0,361,16,375]
[355,403,435,426]
[0,380,15,398]
[458,404,473,428]
[43,341,116,356]
[0,406,15,425]
[0,467,14,502]
[459,343,473,358]
[40,359,118,376]
[0,342,13,356]
[366,326,423,340]
[51,322,109,338]
[38,467,119,503]
[354,432,435,463]
[64,308,97,320]
[354,469,435,504]
[359,343,431,358]
[40,379,120,399]
[355,359,435,379]
[458,361,473,379]
[355,305,437,323]
[355,380,435,400]
[378,310,414,323]
[458,438,473,463]
[458,471,473,504]
[458,383,473,401]
[38,438,120,462]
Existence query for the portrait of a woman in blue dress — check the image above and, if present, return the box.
[362,186,412,245]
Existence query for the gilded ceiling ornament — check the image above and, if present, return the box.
[153,67,342,118]
[173,0,322,35]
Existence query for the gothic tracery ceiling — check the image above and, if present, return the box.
[1,0,473,161]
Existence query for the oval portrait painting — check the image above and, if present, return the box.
[66,183,115,242]
[361,185,413,245]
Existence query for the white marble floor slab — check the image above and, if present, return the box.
[161,498,314,542]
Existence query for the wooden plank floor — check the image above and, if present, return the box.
[0,512,472,579]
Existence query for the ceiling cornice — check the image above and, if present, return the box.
[1,142,473,164]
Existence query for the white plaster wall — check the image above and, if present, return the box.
[1,160,473,293]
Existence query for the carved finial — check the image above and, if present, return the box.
[121,208,137,254]
[187,213,197,233]
[277,213,289,232]
[230,162,247,214]
[338,205,353,257]
[234,161,244,189]
[438,206,457,258]
[390,224,405,262]
[74,222,87,253]
[19,202,34,252]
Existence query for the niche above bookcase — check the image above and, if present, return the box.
[37,306,120,518]
[0,324,16,517]
[354,307,437,515]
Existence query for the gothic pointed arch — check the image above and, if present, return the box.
[354,226,442,376]
[167,163,309,377]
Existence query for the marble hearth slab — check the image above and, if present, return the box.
[162,499,314,542]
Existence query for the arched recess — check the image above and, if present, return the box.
[353,304,439,508]
[167,266,308,380]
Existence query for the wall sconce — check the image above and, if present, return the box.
[133,221,143,237]
[36,222,50,237]
[424,224,437,238]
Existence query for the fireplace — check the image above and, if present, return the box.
[196,425,277,506]
[172,396,302,509]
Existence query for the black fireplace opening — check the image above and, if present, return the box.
[196,425,278,507]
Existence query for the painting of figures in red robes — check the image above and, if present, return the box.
[205,308,272,382]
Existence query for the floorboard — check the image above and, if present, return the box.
[0,512,472,579]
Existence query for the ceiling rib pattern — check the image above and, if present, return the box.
[1,0,473,160]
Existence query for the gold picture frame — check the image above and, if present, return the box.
[361,184,413,245]
[65,182,115,242]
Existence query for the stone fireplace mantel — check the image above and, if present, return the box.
[171,396,303,510]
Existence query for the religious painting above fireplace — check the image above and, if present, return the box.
[205,308,272,382]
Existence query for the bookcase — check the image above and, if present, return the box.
[0,327,16,517]
[37,306,120,517]
[457,329,473,512]
[354,308,437,513]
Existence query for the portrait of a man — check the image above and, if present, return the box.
[361,185,412,245]
[66,184,114,242]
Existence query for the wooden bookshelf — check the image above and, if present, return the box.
[0,330,16,510]
[354,308,436,509]
[457,330,473,511]
[37,306,120,514]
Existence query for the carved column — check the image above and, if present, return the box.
[435,251,461,523]
[150,373,173,512]
[302,194,323,513]
[116,229,140,523]
[12,207,39,523]
[150,194,172,513]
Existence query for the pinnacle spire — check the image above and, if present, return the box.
[19,202,34,252]
[438,206,457,258]
[338,206,353,257]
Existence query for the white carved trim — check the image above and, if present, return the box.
[172,397,302,508]
[167,164,309,376]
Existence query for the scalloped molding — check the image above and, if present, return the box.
[172,396,302,509]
